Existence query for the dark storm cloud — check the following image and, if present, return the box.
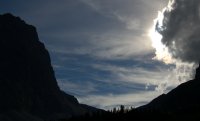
[156,0,200,63]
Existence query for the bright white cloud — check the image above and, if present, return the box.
[149,0,198,90]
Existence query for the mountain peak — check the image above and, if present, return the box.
[0,13,27,25]
[0,13,98,120]
[195,64,200,80]
[1,13,16,18]
[1,13,16,17]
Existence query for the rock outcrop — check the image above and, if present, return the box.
[0,13,97,121]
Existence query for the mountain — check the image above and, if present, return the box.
[0,13,99,121]
[139,65,200,114]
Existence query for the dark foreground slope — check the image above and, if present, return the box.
[0,13,98,121]
[139,66,200,113]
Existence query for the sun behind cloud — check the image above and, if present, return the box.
[149,10,173,64]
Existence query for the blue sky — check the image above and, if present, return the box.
[0,0,185,109]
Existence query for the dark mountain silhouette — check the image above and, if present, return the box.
[139,65,200,113]
[0,13,99,121]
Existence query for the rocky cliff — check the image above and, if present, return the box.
[0,13,97,121]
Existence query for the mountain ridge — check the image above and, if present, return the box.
[138,65,200,113]
[0,13,99,121]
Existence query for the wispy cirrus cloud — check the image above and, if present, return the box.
[81,0,168,30]
[56,58,183,109]
[0,0,167,61]
[78,90,161,110]
[0,0,175,110]
[91,63,180,92]
[57,79,97,96]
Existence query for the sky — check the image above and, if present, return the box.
[0,0,197,110]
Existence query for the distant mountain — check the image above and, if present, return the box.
[0,13,99,121]
[139,65,200,114]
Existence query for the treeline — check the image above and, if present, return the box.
[56,105,200,121]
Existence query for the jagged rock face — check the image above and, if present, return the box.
[0,13,60,112]
[0,13,93,120]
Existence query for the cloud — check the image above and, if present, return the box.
[88,34,153,60]
[12,0,156,61]
[156,0,200,63]
[91,63,182,93]
[81,0,168,30]
[1,0,181,110]
[1,0,167,61]
[78,90,161,110]
[56,60,194,109]
[149,0,200,88]
[57,79,97,96]
[45,30,154,60]
[56,60,183,109]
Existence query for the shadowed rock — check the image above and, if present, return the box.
[0,13,98,121]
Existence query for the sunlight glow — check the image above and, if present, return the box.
[149,10,174,64]
[147,0,197,93]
